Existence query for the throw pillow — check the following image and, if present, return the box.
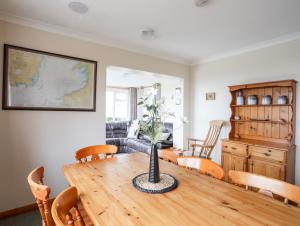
[160,132,170,141]
[127,120,140,138]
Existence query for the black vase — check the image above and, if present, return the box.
[148,143,160,183]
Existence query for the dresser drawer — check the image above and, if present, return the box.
[222,141,248,156]
[249,146,286,163]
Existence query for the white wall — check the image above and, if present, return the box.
[190,39,300,185]
[160,78,184,148]
[0,20,190,212]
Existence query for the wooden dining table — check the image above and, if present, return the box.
[62,153,300,226]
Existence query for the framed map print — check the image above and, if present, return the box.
[2,44,97,111]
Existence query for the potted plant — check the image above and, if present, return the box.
[132,88,188,193]
[138,94,164,183]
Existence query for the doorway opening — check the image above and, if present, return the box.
[106,66,184,150]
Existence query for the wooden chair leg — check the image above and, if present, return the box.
[199,147,205,158]
[74,206,85,226]
[66,212,75,226]
[192,145,196,156]
[43,199,54,226]
[206,149,213,159]
[36,199,47,226]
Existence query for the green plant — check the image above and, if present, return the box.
[138,96,165,144]
[138,88,189,145]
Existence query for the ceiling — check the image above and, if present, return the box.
[0,0,300,64]
[107,66,182,88]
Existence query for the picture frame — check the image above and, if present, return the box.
[2,44,97,111]
[206,92,216,101]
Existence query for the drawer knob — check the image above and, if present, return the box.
[268,150,272,152]
[231,147,237,150]
[264,153,271,157]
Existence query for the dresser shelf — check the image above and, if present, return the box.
[230,119,291,125]
[231,104,292,107]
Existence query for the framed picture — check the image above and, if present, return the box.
[206,92,216,101]
[2,44,97,111]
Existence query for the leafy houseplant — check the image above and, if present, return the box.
[138,94,165,183]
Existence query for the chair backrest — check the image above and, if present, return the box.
[27,166,55,226]
[75,145,118,162]
[51,186,85,226]
[202,120,224,158]
[177,157,225,180]
[229,170,300,205]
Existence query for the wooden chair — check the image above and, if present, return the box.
[177,157,225,180]
[51,186,86,226]
[75,145,117,163]
[229,170,300,205]
[27,166,55,226]
[187,120,224,159]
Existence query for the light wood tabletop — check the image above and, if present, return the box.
[62,153,300,226]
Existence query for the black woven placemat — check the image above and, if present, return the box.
[132,173,178,194]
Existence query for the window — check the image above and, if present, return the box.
[106,88,128,122]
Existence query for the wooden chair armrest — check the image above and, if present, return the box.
[179,149,194,155]
[192,144,214,148]
[188,138,205,142]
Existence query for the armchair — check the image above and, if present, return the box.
[187,120,224,159]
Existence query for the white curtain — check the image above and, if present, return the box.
[154,83,161,102]
[128,87,137,121]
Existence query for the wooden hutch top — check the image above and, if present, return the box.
[227,79,297,149]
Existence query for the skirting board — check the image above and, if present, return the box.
[0,198,54,219]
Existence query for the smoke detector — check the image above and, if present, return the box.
[195,0,209,7]
[141,28,156,40]
[68,1,89,14]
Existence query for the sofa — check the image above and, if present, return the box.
[106,121,173,154]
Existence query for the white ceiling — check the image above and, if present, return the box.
[0,0,300,64]
[107,66,182,88]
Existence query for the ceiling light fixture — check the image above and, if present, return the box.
[141,28,156,40]
[68,1,89,14]
[195,0,209,7]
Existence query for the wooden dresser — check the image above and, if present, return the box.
[221,80,297,183]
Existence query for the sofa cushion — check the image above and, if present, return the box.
[156,141,173,149]
[106,138,128,153]
[106,138,128,146]
[106,121,128,138]
[127,138,151,154]
[106,138,120,146]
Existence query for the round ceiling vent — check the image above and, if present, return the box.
[141,28,156,40]
[195,0,209,7]
[68,1,89,14]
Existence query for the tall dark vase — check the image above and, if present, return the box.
[148,143,160,183]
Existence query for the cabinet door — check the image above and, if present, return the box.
[222,153,247,182]
[248,159,286,181]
